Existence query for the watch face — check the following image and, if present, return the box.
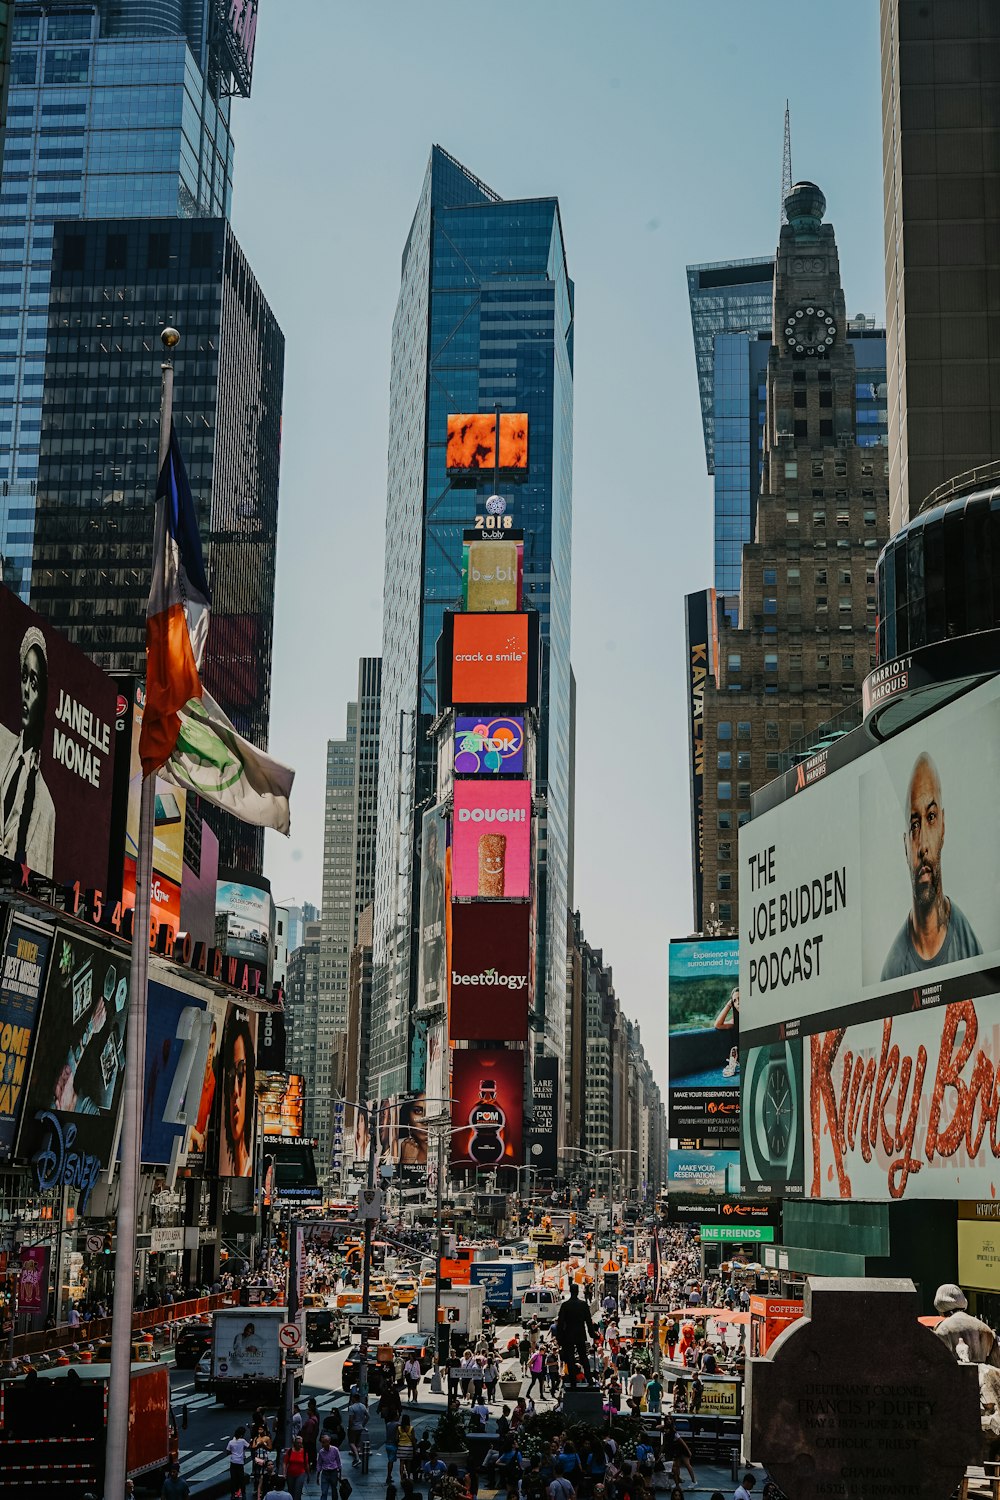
[784,305,836,356]
[741,1040,804,1191]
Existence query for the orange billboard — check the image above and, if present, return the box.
[451,614,530,705]
[446,413,528,470]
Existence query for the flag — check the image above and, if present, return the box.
[139,424,294,833]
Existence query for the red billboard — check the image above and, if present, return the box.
[452,615,530,705]
[446,413,528,471]
[450,904,530,1041]
[451,1048,524,1167]
[452,781,531,899]
[0,586,117,890]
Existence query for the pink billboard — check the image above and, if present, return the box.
[452,781,531,899]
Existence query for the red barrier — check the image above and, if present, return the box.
[11,1291,237,1359]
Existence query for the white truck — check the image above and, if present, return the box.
[210,1305,299,1406]
[416,1282,485,1340]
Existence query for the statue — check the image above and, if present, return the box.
[934,1283,1000,1367]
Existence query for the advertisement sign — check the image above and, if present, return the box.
[452,782,531,900]
[0,586,117,889]
[216,876,273,971]
[450,903,530,1041]
[699,1223,775,1243]
[123,682,186,934]
[668,939,740,1146]
[740,672,1000,1200]
[141,981,212,1165]
[958,1219,1000,1290]
[0,916,52,1163]
[462,535,524,613]
[450,614,531,707]
[446,412,528,471]
[257,1008,286,1073]
[416,805,449,1013]
[213,1313,279,1382]
[667,1148,740,1198]
[451,1049,524,1168]
[526,1055,558,1173]
[685,590,716,931]
[18,926,130,1164]
[17,1246,47,1312]
[454,716,525,777]
[184,994,227,1171]
[394,1092,428,1182]
[260,1073,305,1138]
[217,1003,258,1178]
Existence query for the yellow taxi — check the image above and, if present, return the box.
[368,1280,399,1319]
[336,1289,364,1312]
[392,1276,418,1307]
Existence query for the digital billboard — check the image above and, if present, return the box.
[667,1148,741,1198]
[454,717,525,777]
[141,981,211,1166]
[526,1055,558,1173]
[462,535,523,613]
[740,671,1000,1201]
[0,915,52,1163]
[450,903,530,1041]
[260,1072,305,1138]
[183,993,227,1171]
[668,939,739,1147]
[216,876,273,971]
[451,1048,524,1168]
[444,613,533,708]
[0,586,118,890]
[18,927,131,1167]
[416,804,450,1012]
[452,782,531,900]
[446,412,528,471]
[217,1003,258,1178]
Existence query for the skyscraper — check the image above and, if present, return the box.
[311,657,380,1168]
[0,0,256,598]
[881,0,1000,533]
[687,183,890,932]
[371,146,574,1096]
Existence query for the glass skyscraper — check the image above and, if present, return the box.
[371,146,574,1095]
[0,0,245,597]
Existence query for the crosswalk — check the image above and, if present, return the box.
[176,1386,352,1491]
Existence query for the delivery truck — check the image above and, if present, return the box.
[469,1259,534,1321]
[210,1305,299,1407]
[416,1282,485,1340]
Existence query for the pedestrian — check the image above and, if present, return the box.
[545,1344,561,1397]
[227,1426,252,1499]
[403,1354,422,1402]
[526,1347,546,1400]
[161,1463,190,1500]
[518,1333,531,1374]
[734,1478,756,1500]
[484,1356,499,1403]
[662,1417,695,1490]
[396,1415,416,1480]
[628,1369,647,1408]
[347,1390,370,1466]
[282,1434,310,1499]
[317,1436,343,1500]
[385,1412,400,1478]
[645,1374,662,1415]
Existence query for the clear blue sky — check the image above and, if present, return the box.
[229,0,884,1095]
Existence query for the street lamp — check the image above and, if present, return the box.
[564,1148,636,1286]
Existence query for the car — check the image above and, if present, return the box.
[194,1351,212,1392]
[392,1333,435,1372]
[341,1347,387,1395]
[174,1323,213,1369]
[568,1240,586,1256]
[93,1338,159,1364]
[393,1277,418,1307]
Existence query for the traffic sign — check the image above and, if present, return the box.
[85,1233,104,1254]
[278,1322,302,1350]
[357,1187,383,1220]
[350,1312,381,1335]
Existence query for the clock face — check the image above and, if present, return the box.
[784,304,836,356]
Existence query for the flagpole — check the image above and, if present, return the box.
[104,326,179,1500]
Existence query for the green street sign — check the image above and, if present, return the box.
[700,1223,775,1243]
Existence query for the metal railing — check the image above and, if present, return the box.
[918,457,1000,516]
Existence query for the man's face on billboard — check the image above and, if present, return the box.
[906,754,945,917]
[21,645,45,747]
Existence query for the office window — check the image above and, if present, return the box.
[764,597,777,614]
[763,568,777,585]
[719,902,733,922]
[718,842,732,862]
[764,653,778,671]
[717,873,732,891]
[765,722,779,741]
[820,419,833,437]
[737,781,752,800]
[837,511,849,527]
[717,722,732,741]
[787,567,800,583]
[738,751,751,771]
[813,510,825,526]
[737,722,751,740]
[841,653,854,670]
[728,654,741,673]
[784,461,797,478]
[839,596,852,613]
[817,653,830,670]
[786,510,799,524]
[794,420,808,438]
[718,782,732,801]
[717,811,732,830]
[839,569,852,585]
[766,752,780,770]
[717,751,731,771]
[816,595,828,610]
[816,568,827,585]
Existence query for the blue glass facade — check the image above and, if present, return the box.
[371,147,574,1094]
[0,1,234,598]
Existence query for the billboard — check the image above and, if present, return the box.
[446,412,528,471]
[416,804,449,1012]
[667,1148,741,1198]
[18,927,130,1166]
[141,981,211,1166]
[685,590,716,931]
[0,586,117,889]
[184,993,228,1171]
[462,535,523,613]
[454,717,525,777]
[257,1008,287,1073]
[450,903,530,1041]
[123,681,186,935]
[216,876,273,971]
[395,1091,429,1190]
[740,671,1000,1200]
[668,939,740,1147]
[451,1049,524,1168]
[440,612,537,709]
[217,1003,258,1178]
[0,916,53,1163]
[452,782,531,900]
[526,1055,558,1173]
[260,1072,305,1138]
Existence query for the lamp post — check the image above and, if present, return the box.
[564,1148,636,1294]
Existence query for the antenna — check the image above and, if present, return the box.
[780,100,793,229]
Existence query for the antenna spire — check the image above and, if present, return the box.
[780,100,793,228]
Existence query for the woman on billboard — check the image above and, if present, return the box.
[219,1008,256,1177]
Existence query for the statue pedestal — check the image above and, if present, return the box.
[562,1388,604,1426]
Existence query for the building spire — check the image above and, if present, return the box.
[780,100,793,229]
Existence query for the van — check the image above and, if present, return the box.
[520,1286,560,1326]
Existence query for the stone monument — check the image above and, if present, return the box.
[745,1277,980,1500]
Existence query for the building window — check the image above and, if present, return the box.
[717,751,731,770]
[794,420,808,438]
[737,722,751,740]
[718,842,732,861]
[787,567,800,583]
[728,654,741,673]
[816,595,828,610]
[717,873,732,891]
[717,811,732,829]
[738,781,752,800]
[785,461,797,478]
[786,510,799,524]
[835,459,847,476]
[819,389,832,407]
[718,782,732,801]
[766,752,780,770]
[794,390,807,409]
[816,568,827,585]
[839,596,852,613]
[820,418,833,437]
[790,652,802,669]
[817,653,830,670]
[717,722,732,741]
[864,509,876,526]
[763,567,777,585]
[837,511,849,527]
[719,902,733,922]
[841,653,854,670]
[738,752,752,772]
[839,568,852,585]
[813,510,825,526]
[765,721,779,740]
[764,653,778,671]
[764,597,777,614]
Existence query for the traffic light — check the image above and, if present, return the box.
[103,1232,113,1256]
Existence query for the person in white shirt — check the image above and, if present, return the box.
[628,1370,647,1405]
[403,1355,422,1402]
[734,1474,756,1500]
[226,1426,250,1496]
